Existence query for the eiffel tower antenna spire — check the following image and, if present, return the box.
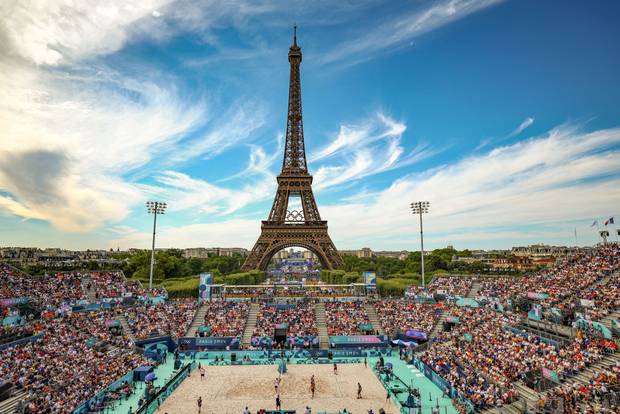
[283,23,306,174]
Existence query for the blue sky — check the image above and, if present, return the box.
[0,0,619,251]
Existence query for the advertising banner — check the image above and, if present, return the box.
[528,305,542,321]
[542,367,561,383]
[404,330,428,341]
[575,319,612,339]
[198,272,213,301]
[527,292,550,300]
[363,271,376,287]
[328,335,388,348]
[0,297,29,307]
[179,336,240,350]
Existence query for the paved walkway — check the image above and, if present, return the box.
[379,356,459,414]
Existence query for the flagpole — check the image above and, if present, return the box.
[574,228,578,246]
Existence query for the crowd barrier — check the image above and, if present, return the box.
[178,347,391,362]
[410,356,476,414]
[505,325,560,349]
[72,370,135,414]
[136,362,194,414]
[135,335,177,352]
[0,333,43,351]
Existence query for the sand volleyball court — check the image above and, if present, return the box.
[159,363,398,413]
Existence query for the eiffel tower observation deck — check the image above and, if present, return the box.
[242,27,343,271]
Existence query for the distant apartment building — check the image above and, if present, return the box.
[511,244,581,258]
[183,247,248,259]
[0,247,120,267]
[339,248,410,260]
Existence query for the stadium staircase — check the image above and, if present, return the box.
[82,275,97,302]
[185,302,208,337]
[314,303,329,349]
[364,303,385,335]
[466,280,481,298]
[600,308,620,330]
[117,315,136,342]
[427,312,448,342]
[0,389,26,414]
[241,303,259,347]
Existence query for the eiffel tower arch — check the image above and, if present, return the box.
[242,27,343,271]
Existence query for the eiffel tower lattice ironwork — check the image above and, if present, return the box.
[242,27,343,271]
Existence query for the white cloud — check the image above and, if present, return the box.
[0,43,208,232]
[0,0,277,66]
[510,116,535,138]
[0,1,174,65]
[311,112,437,190]
[169,101,268,164]
[320,124,620,249]
[154,140,278,215]
[476,116,535,150]
[321,0,504,65]
[108,123,620,250]
[111,219,260,249]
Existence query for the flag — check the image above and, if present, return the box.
[591,220,598,227]
[604,217,614,226]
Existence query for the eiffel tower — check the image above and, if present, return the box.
[242,27,343,271]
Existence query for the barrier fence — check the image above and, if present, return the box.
[136,362,194,414]
[409,356,475,414]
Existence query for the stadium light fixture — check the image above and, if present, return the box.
[410,201,430,289]
[146,201,167,289]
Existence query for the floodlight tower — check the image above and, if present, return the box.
[599,230,609,245]
[410,201,430,289]
[146,201,167,288]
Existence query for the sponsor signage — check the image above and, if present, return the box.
[328,335,388,348]
[179,336,240,350]
[0,297,29,307]
[363,271,376,286]
[405,330,428,340]
[198,273,213,301]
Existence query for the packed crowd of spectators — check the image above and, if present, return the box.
[577,271,620,322]
[325,301,371,335]
[422,304,619,410]
[85,271,167,299]
[0,312,148,414]
[537,366,620,413]
[374,300,440,335]
[0,323,35,345]
[252,301,317,337]
[407,276,474,298]
[478,244,620,310]
[123,300,199,339]
[0,264,85,307]
[200,301,249,337]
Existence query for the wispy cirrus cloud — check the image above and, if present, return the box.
[108,123,620,249]
[320,0,505,66]
[311,112,439,190]
[321,123,620,249]
[476,116,535,150]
